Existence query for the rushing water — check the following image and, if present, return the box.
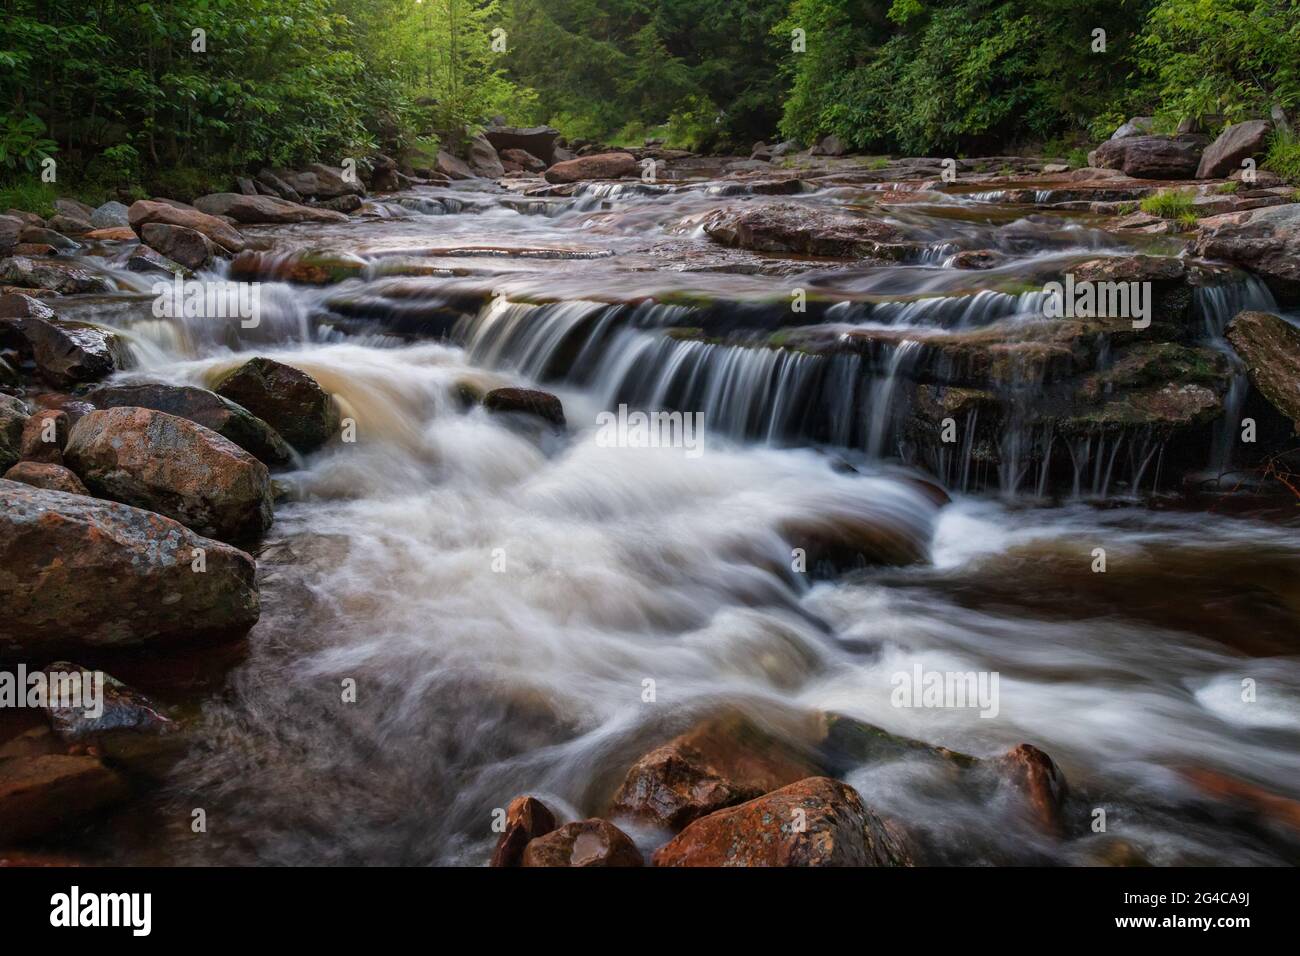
[50,175,1300,866]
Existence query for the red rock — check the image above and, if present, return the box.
[19,408,67,463]
[490,795,557,866]
[1180,767,1300,833]
[3,461,88,495]
[192,193,349,224]
[652,777,912,867]
[83,226,138,242]
[140,222,218,271]
[520,819,643,867]
[997,743,1069,836]
[127,199,246,254]
[610,713,820,830]
[544,152,639,185]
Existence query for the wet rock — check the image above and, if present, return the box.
[65,406,274,541]
[192,193,349,224]
[0,256,113,295]
[948,249,1007,269]
[1226,310,1300,432]
[140,222,218,270]
[229,249,366,286]
[314,194,363,214]
[1196,204,1300,301]
[0,215,21,253]
[816,712,976,776]
[996,743,1069,837]
[500,148,546,173]
[490,795,558,867]
[127,199,246,254]
[484,125,561,166]
[276,164,364,200]
[1179,767,1300,834]
[20,408,67,463]
[481,386,565,428]
[779,507,931,571]
[1092,135,1203,179]
[2,461,89,495]
[652,777,912,867]
[85,382,296,468]
[256,169,303,203]
[45,214,91,237]
[610,712,821,831]
[0,754,131,843]
[214,357,340,453]
[520,819,643,867]
[1197,120,1272,179]
[21,316,132,386]
[0,480,261,654]
[0,393,28,471]
[90,201,131,229]
[703,202,912,259]
[544,152,638,184]
[41,663,187,778]
[126,246,187,277]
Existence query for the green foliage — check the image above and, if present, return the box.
[1264,128,1300,182]
[0,114,57,172]
[1135,0,1300,128]
[1140,188,1198,218]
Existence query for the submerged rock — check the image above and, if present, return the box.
[0,480,260,654]
[652,777,912,867]
[64,406,274,541]
[481,386,565,428]
[1226,310,1300,432]
[213,357,340,452]
[0,754,131,844]
[0,256,113,295]
[520,819,643,867]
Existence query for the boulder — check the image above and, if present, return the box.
[769,140,803,158]
[490,795,558,867]
[812,134,847,157]
[1197,120,1272,179]
[996,743,1069,837]
[1110,116,1155,140]
[435,150,476,181]
[192,193,348,224]
[1195,204,1300,300]
[0,256,113,294]
[466,133,505,179]
[127,199,246,254]
[2,461,89,495]
[20,316,132,386]
[0,215,22,253]
[85,382,296,468]
[652,777,912,867]
[0,393,28,471]
[236,176,258,196]
[1092,135,1203,179]
[0,754,130,843]
[499,148,546,173]
[213,357,340,453]
[702,203,913,259]
[1226,311,1300,432]
[228,249,366,286]
[610,713,821,831]
[483,125,561,166]
[45,214,91,237]
[140,222,218,271]
[126,246,187,276]
[543,152,638,184]
[0,480,260,653]
[520,819,643,867]
[42,663,188,778]
[54,198,94,220]
[83,226,138,242]
[275,164,364,200]
[19,408,67,463]
[64,406,274,541]
[256,169,303,203]
[314,194,363,214]
[481,386,565,428]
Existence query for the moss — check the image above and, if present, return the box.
[1139,188,1197,220]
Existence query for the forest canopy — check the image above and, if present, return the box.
[2,0,1298,185]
